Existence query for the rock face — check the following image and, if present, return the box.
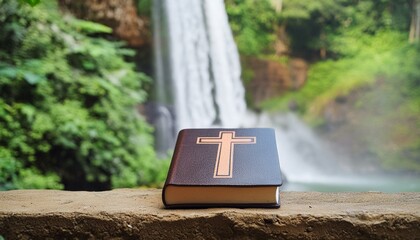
[59,0,150,47]
[246,57,308,105]
[0,189,419,239]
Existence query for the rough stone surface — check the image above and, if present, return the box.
[0,189,419,239]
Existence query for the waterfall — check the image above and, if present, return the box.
[242,111,347,181]
[152,0,246,152]
[151,0,420,191]
[243,111,414,191]
[151,0,345,183]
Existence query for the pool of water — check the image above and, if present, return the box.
[282,175,420,192]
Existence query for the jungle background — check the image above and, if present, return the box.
[0,0,419,191]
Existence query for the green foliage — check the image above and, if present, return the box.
[71,18,113,34]
[377,43,420,171]
[262,31,406,113]
[280,0,411,58]
[253,0,420,172]
[259,0,414,115]
[261,32,420,172]
[136,0,152,16]
[226,0,278,55]
[280,0,345,56]
[0,145,63,190]
[0,0,162,190]
[20,0,40,6]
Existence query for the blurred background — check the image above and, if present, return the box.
[0,0,419,191]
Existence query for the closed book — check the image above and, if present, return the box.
[162,128,282,208]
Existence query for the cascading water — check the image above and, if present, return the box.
[153,0,331,183]
[151,0,347,185]
[242,112,344,182]
[151,0,420,191]
[152,0,246,152]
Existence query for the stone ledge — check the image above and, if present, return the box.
[0,189,419,239]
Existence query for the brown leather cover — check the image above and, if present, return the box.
[162,128,282,208]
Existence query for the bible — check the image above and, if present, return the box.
[162,128,283,208]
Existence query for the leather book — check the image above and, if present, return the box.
[162,128,283,208]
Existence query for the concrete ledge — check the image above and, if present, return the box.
[0,189,419,239]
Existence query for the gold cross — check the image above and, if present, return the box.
[197,131,256,178]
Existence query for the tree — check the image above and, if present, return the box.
[279,0,345,59]
[410,0,420,42]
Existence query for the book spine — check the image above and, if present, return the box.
[162,129,186,206]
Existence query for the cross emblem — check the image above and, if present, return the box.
[197,131,256,178]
